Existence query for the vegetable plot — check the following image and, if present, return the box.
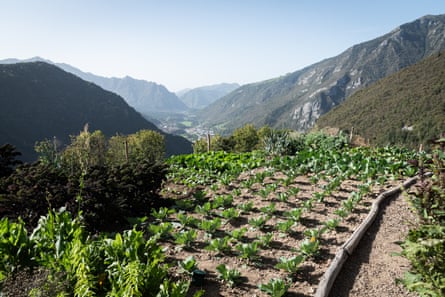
[157,146,416,296]
[0,143,417,296]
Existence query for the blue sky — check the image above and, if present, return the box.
[1,1,444,91]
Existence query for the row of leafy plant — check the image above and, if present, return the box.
[159,135,418,296]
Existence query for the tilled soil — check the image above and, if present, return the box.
[161,169,414,297]
[328,192,418,297]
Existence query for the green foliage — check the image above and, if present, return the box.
[228,227,248,242]
[205,236,232,255]
[194,202,213,217]
[256,233,274,248]
[284,208,303,222]
[174,229,197,247]
[197,218,222,234]
[316,53,445,150]
[177,213,198,228]
[400,136,445,296]
[258,278,290,297]
[216,264,242,287]
[178,256,198,274]
[0,217,34,281]
[151,207,176,221]
[276,220,295,234]
[248,215,269,229]
[237,201,254,213]
[148,222,174,239]
[324,218,341,230]
[302,131,349,151]
[232,124,260,153]
[262,129,291,156]
[220,207,240,221]
[0,158,168,232]
[61,126,107,173]
[35,138,62,168]
[275,254,305,276]
[167,150,265,187]
[0,144,22,178]
[299,236,320,258]
[260,202,276,216]
[236,242,260,261]
[0,209,187,296]
[125,129,166,164]
[400,225,445,296]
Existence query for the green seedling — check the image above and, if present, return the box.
[260,202,276,215]
[174,229,197,247]
[324,218,341,230]
[195,202,213,216]
[276,220,295,234]
[236,242,260,261]
[178,256,198,274]
[299,236,320,257]
[275,254,305,275]
[288,187,300,196]
[148,222,173,239]
[220,207,240,221]
[151,207,175,221]
[248,215,269,229]
[277,192,289,202]
[197,218,222,234]
[216,264,242,287]
[229,227,248,242]
[237,201,254,213]
[205,236,232,255]
[334,207,349,218]
[285,207,303,222]
[177,213,198,228]
[258,278,290,297]
[256,232,273,248]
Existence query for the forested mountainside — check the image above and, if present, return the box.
[199,14,445,133]
[0,62,192,161]
[316,51,445,149]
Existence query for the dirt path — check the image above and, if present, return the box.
[328,192,418,297]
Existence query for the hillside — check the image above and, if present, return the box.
[0,57,188,115]
[178,83,240,109]
[0,62,192,161]
[315,52,445,149]
[198,14,445,133]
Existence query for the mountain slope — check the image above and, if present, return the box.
[54,63,189,115]
[315,51,445,149]
[178,83,240,109]
[0,62,192,161]
[0,58,188,115]
[199,14,445,133]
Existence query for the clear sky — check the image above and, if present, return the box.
[1,0,444,91]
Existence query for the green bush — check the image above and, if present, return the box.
[0,209,189,297]
[0,160,168,232]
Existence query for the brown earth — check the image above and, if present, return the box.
[160,169,417,297]
[328,192,418,297]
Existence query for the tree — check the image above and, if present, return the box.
[61,125,107,173]
[232,124,259,152]
[0,144,22,178]
[126,130,165,163]
[107,134,129,165]
[34,137,63,167]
